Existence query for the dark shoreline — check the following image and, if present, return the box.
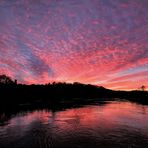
[0,83,148,110]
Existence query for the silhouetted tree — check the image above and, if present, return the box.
[14,79,17,85]
[140,85,146,91]
[0,75,14,85]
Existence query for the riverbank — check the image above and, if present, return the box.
[0,83,147,109]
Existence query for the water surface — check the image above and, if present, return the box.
[0,100,148,148]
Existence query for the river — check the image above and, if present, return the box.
[0,100,148,148]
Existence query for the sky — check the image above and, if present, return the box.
[0,0,148,90]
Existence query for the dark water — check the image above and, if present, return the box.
[0,100,148,148]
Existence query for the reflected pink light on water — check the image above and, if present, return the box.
[5,101,148,135]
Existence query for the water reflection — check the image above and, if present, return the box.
[0,101,148,148]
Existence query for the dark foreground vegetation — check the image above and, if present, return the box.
[0,75,148,111]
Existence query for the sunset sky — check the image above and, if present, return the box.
[0,0,147,90]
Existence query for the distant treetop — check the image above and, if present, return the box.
[0,75,16,85]
[140,85,146,91]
